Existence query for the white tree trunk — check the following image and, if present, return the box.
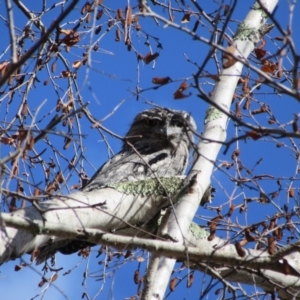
[143,0,279,299]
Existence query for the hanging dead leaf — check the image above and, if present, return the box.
[223,45,237,68]
[187,273,194,288]
[292,114,298,133]
[175,81,188,93]
[43,79,49,86]
[55,171,64,184]
[223,57,237,68]
[231,148,240,160]
[68,156,76,170]
[127,43,132,51]
[274,36,284,41]
[133,270,139,284]
[181,12,192,23]
[56,99,62,112]
[221,161,233,169]
[246,130,263,140]
[93,43,99,51]
[261,64,274,73]
[227,204,236,217]
[223,4,230,16]
[251,104,267,115]
[63,137,72,150]
[235,242,246,257]
[255,48,266,60]
[239,204,246,213]
[108,20,114,28]
[0,137,14,145]
[115,29,121,41]
[268,237,276,254]
[51,61,56,73]
[59,29,74,35]
[21,101,28,116]
[72,60,82,68]
[143,52,159,64]
[213,12,220,24]
[136,256,145,262]
[239,239,248,247]
[96,9,103,20]
[245,228,256,242]
[46,181,59,194]
[276,142,283,148]
[61,34,80,47]
[15,264,26,271]
[123,250,132,259]
[125,6,132,25]
[86,13,91,23]
[259,191,270,204]
[116,8,123,19]
[137,53,143,60]
[26,135,35,150]
[61,71,72,78]
[81,1,92,14]
[207,215,222,241]
[173,90,191,100]
[288,188,294,198]
[136,23,141,31]
[38,277,47,287]
[152,77,171,85]
[261,60,277,73]
[9,197,17,212]
[34,188,41,197]
[50,273,58,283]
[235,101,242,118]
[170,277,177,291]
[95,25,102,35]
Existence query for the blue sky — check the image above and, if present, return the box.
[1,0,300,299]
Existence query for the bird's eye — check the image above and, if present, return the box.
[171,119,184,128]
[144,119,158,127]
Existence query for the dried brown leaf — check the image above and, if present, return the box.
[125,6,132,25]
[231,148,240,160]
[134,270,139,284]
[181,12,191,23]
[96,10,104,20]
[95,25,102,35]
[288,188,294,198]
[51,61,57,73]
[187,273,194,288]
[235,242,246,257]
[72,60,82,68]
[255,48,266,59]
[152,77,171,85]
[170,277,177,291]
[143,52,159,64]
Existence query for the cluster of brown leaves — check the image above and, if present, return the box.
[234,212,294,261]
[169,273,194,292]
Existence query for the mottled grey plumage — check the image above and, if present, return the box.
[36,108,196,264]
[83,108,196,191]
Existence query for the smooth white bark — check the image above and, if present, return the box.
[146,0,279,299]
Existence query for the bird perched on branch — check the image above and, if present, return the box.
[36,107,198,264]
